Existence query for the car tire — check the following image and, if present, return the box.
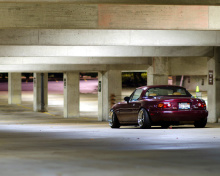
[194,118,207,128]
[138,108,151,129]
[109,111,120,128]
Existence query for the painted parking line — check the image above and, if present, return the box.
[16,104,56,117]
[17,104,32,110]
[42,112,56,117]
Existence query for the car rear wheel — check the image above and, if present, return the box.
[194,118,207,128]
[138,108,151,129]
[109,111,120,128]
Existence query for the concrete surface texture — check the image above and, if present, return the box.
[0,3,220,30]
[8,73,21,104]
[1,0,220,5]
[0,30,219,46]
[33,73,48,112]
[0,88,220,176]
[63,72,80,118]
[0,46,212,57]
[169,57,208,76]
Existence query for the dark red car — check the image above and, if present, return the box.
[109,85,208,129]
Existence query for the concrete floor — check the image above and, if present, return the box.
[0,82,220,176]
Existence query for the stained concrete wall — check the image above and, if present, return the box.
[183,76,207,91]
[147,58,169,85]
[0,3,220,30]
[1,0,220,5]
[169,57,208,76]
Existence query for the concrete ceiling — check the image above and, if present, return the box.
[1,0,220,5]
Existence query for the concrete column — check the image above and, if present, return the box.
[101,70,122,121]
[8,73,21,104]
[63,72,79,118]
[33,73,48,112]
[207,47,220,123]
[147,57,168,85]
[98,72,103,121]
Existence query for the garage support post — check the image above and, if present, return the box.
[8,73,21,104]
[33,73,48,112]
[147,57,168,85]
[207,47,220,123]
[100,70,122,121]
[63,72,79,118]
[98,72,104,121]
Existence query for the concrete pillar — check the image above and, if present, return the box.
[8,73,21,104]
[98,72,103,121]
[63,72,79,118]
[100,70,122,121]
[147,57,168,85]
[33,73,48,112]
[207,47,220,123]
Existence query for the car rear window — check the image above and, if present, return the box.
[145,87,191,97]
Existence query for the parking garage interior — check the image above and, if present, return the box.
[0,0,220,175]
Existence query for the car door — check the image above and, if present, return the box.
[117,89,142,123]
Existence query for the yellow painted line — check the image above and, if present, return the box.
[16,104,32,110]
[16,104,56,116]
[42,112,56,117]
[82,117,90,120]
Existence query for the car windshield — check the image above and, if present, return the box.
[130,89,143,101]
[145,87,191,97]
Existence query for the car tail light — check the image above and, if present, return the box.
[158,102,172,108]
[198,102,206,109]
[158,103,164,108]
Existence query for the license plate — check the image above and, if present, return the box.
[179,103,190,110]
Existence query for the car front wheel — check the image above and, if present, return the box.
[138,108,151,129]
[109,111,120,128]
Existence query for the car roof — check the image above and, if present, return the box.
[137,85,186,90]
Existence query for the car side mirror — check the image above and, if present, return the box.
[124,96,130,103]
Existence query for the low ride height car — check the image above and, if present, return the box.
[109,85,208,129]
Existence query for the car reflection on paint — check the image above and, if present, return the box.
[109,85,208,129]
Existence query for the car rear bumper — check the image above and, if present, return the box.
[150,110,208,123]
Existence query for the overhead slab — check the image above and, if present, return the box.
[0,46,213,57]
[0,29,220,46]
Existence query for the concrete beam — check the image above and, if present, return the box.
[1,1,220,5]
[0,30,219,46]
[0,46,213,57]
[0,57,149,65]
[169,57,208,76]
[0,57,151,65]
[0,4,220,30]
[0,64,150,73]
